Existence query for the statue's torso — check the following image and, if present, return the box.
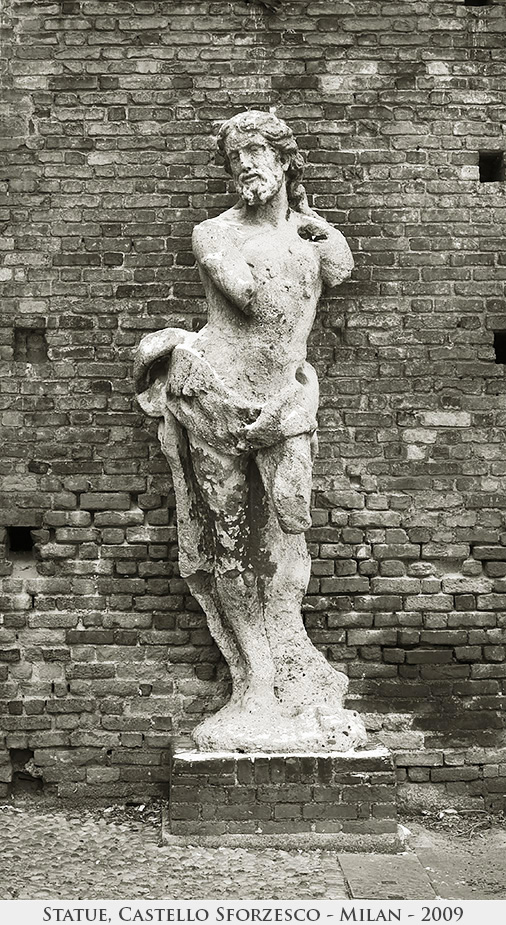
[190,212,322,402]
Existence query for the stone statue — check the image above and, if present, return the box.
[134,110,367,753]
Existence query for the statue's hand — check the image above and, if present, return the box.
[295,197,332,243]
[295,190,337,243]
[297,215,330,243]
[240,414,276,450]
[294,204,354,287]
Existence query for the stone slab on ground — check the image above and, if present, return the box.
[338,852,437,900]
[170,747,398,841]
[408,820,506,900]
[414,848,478,900]
[162,830,403,852]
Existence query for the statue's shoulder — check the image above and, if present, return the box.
[192,206,244,255]
[193,205,242,238]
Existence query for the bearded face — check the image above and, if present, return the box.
[237,167,284,206]
[224,129,287,206]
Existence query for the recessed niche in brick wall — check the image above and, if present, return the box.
[13,325,48,363]
[6,526,35,557]
[479,151,505,183]
[493,332,506,364]
[9,749,43,794]
[464,0,491,7]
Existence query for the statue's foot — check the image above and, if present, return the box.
[192,689,281,753]
[271,640,350,711]
[312,705,367,751]
[191,697,367,754]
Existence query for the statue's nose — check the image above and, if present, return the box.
[239,150,253,169]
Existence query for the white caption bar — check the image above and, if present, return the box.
[0,900,505,925]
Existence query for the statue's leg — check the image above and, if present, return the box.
[256,434,349,705]
[187,432,276,711]
[158,413,246,699]
[260,430,313,534]
[255,433,367,748]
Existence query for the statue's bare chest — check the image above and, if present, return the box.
[238,227,320,290]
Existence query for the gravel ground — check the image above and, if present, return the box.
[1,798,505,901]
[0,798,348,900]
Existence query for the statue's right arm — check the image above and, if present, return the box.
[192,220,256,313]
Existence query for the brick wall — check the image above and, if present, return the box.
[1,0,505,809]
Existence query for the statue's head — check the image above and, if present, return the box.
[216,110,306,210]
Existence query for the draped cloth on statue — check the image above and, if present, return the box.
[134,326,319,579]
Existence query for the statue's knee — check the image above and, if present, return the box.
[274,497,312,534]
[272,478,311,533]
[271,452,312,534]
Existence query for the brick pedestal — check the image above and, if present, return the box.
[165,747,400,850]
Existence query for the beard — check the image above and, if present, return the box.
[236,168,284,206]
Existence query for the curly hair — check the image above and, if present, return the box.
[216,110,307,212]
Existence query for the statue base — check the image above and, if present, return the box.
[164,747,401,852]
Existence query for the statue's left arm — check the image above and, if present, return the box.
[315,224,354,288]
[296,198,354,288]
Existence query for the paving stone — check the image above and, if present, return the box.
[338,852,436,900]
[411,827,506,901]
[414,848,480,900]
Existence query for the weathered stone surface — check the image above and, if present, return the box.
[135,111,366,753]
